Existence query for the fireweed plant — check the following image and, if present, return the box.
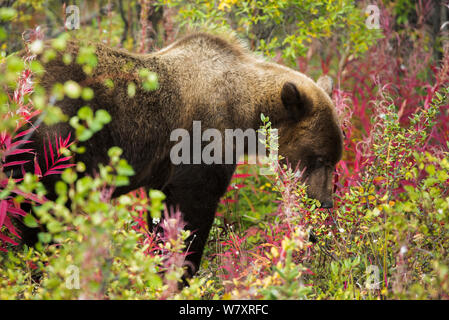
[0,27,72,253]
[1,1,449,299]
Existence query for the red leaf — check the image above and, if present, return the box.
[9,139,33,149]
[48,164,76,171]
[6,148,34,156]
[10,187,47,204]
[53,156,72,164]
[7,205,27,217]
[43,170,64,176]
[34,156,42,177]
[48,136,55,166]
[3,215,21,238]
[44,164,75,176]
[0,232,18,246]
[21,164,26,178]
[3,160,30,167]
[0,200,7,228]
[63,132,72,146]
[14,127,35,139]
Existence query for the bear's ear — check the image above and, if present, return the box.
[281,82,308,121]
[316,75,333,96]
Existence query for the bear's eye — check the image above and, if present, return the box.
[315,157,325,168]
[304,154,326,171]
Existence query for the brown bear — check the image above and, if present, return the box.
[13,32,343,279]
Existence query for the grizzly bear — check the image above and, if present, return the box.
[13,33,343,279]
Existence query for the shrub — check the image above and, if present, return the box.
[1,0,448,300]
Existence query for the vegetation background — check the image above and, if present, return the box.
[0,0,449,299]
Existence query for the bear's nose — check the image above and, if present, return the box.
[320,200,334,209]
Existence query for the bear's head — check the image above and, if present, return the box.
[277,75,343,208]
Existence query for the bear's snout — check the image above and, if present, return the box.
[320,199,334,209]
[304,165,335,209]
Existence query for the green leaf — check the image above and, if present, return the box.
[115,175,130,187]
[127,82,136,97]
[117,159,135,176]
[81,87,94,101]
[95,109,111,124]
[0,26,6,41]
[147,274,163,289]
[76,126,93,141]
[0,8,17,21]
[149,189,166,201]
[38,232,52,243]
[55,181,68,195]
[78,106,93,120]
[108,147,123,158]
[47,221,63,233]
[62,169,77,184]
[64,80,82,99]
[6,55,25,73]
[24,214,38,228]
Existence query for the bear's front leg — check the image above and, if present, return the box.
[158,163,236,279]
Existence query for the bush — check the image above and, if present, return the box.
[1,0,448,300]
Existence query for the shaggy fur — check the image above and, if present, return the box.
[15,33,343,278]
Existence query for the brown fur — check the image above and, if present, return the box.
[14,33,343,278]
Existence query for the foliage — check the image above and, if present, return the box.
[1,0,449,300]
[159,0,383,66]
